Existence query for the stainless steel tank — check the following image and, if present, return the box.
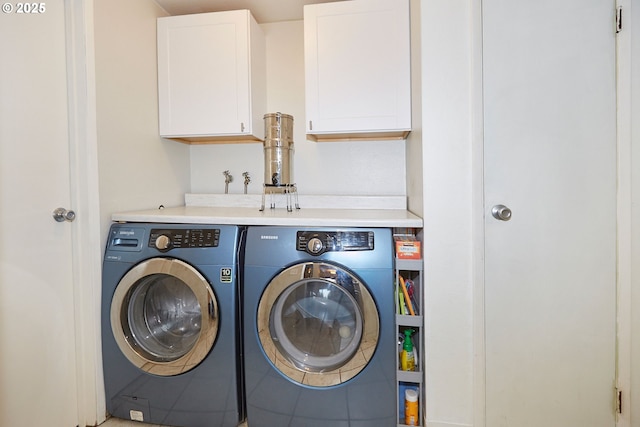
[263,113,294,186]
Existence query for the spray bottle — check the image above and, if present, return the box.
[400,329,415,371]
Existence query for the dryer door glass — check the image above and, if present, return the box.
[127,274,201,361]
[111,258,219,376]
[257,262,379,387]
[270,277,363,372]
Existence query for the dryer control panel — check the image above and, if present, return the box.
[149,228,220,251]
[297,231,374,255]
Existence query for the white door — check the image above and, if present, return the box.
[0,2,79,425]
[483,1,617,426]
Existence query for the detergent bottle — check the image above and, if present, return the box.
[400,329,415,371]
[404,388,419,426]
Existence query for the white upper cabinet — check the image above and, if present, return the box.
[303,0,411,141]
[157,10,266,143]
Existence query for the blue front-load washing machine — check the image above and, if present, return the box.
[101,223,244,427]
[243,226,396,426]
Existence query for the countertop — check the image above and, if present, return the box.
[111,194,423,228]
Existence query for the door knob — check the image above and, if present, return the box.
[491,204,512,221]
[53,207,76,222]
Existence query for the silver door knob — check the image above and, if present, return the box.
[491,204,512,221]
[53,207,76,222]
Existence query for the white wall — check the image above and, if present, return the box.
[189,20,408,197]
[94,0,190,246]
[420,1,475,426]
[93,3,191,421]
[406,0,424,216]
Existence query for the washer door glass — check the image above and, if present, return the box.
[111,258,218,376]
[257,262,379,387]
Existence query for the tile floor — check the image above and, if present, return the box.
[99,418,248,427]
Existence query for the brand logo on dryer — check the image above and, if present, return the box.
[260,235,278,240]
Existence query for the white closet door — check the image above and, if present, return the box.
[483,1,617,426]
[0,2,79,425]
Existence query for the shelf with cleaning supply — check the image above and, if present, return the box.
[395,251,424,426]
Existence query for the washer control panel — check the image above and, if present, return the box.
[149,228,220,251]
[296,231,374,255]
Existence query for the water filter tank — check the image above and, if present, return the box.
[263,112,294,186]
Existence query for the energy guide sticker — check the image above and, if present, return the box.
[220,268,232,283]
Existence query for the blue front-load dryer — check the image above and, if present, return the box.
[243,226,396,427]
[101,223,244,427]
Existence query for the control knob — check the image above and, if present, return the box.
[155,234,171,250]
[307,237,324,255]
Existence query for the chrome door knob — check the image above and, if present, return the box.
[53,207,76,222]
[491,204,512,221]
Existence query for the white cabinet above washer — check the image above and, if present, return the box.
[303,0,411,142]
[157,10,266,144]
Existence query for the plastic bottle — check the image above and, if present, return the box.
[400,329,415,371]
[404,388,419,426]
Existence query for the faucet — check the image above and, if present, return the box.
[242,172,251,194]
[223,170,233,194]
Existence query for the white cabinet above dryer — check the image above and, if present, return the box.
[157,10,266,144]
[303,0,411,142]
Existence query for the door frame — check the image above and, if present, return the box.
[615,1,634,426]
[64,0,104,425]
[471,1,631,426]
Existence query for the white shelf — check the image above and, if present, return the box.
[395,258,423,271]
[396,314,423,328]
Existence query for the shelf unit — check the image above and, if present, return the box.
[395,257,424,427]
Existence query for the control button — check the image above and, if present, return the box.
[307,237,324,255]
[155,234,171,250]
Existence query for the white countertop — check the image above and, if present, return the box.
[111,194,423,228]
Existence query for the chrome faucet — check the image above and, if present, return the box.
[243,172,251,194]
[223,170,233,194]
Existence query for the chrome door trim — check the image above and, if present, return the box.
[110,258,218,376]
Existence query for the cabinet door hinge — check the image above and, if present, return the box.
[616,6,623,34]
[616,387,623,415]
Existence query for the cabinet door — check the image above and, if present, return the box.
[304,0,411,140]
[158,11,254,139]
